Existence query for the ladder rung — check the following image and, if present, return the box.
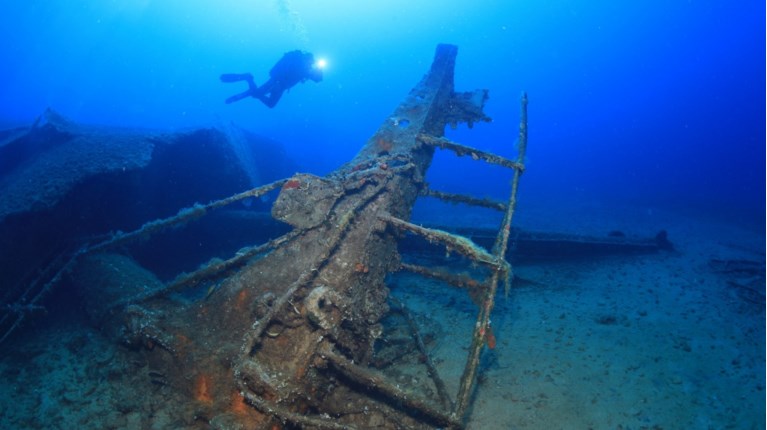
[400,263,487,290]
[420,188,506,212]
[379,214,502,269]
[417,134,524,171]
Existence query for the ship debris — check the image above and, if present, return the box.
[0,44,671,428]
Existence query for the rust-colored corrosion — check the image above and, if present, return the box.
[98,44,518,429]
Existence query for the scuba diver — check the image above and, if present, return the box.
[220,50,324,108]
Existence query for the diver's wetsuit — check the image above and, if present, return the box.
[221,50,322,108]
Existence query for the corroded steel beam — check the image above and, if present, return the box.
[106,43,492,429]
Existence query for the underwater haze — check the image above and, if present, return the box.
[0,0,763,229]
[1,1,766,429]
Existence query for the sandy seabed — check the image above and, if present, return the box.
[1,206,763,429]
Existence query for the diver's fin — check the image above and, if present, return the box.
[225,91,253,104]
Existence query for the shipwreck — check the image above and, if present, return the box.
[0,44,672,429]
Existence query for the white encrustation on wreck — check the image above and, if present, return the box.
[19,44,530,429]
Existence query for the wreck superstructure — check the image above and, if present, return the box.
[116,43,521,429]
[5,44,529,429]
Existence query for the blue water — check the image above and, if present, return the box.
[0,2,764,429]
[0,0,763,228]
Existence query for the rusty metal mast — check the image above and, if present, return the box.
[53,44,528,429]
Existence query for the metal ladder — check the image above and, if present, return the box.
[379,92,529,423]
